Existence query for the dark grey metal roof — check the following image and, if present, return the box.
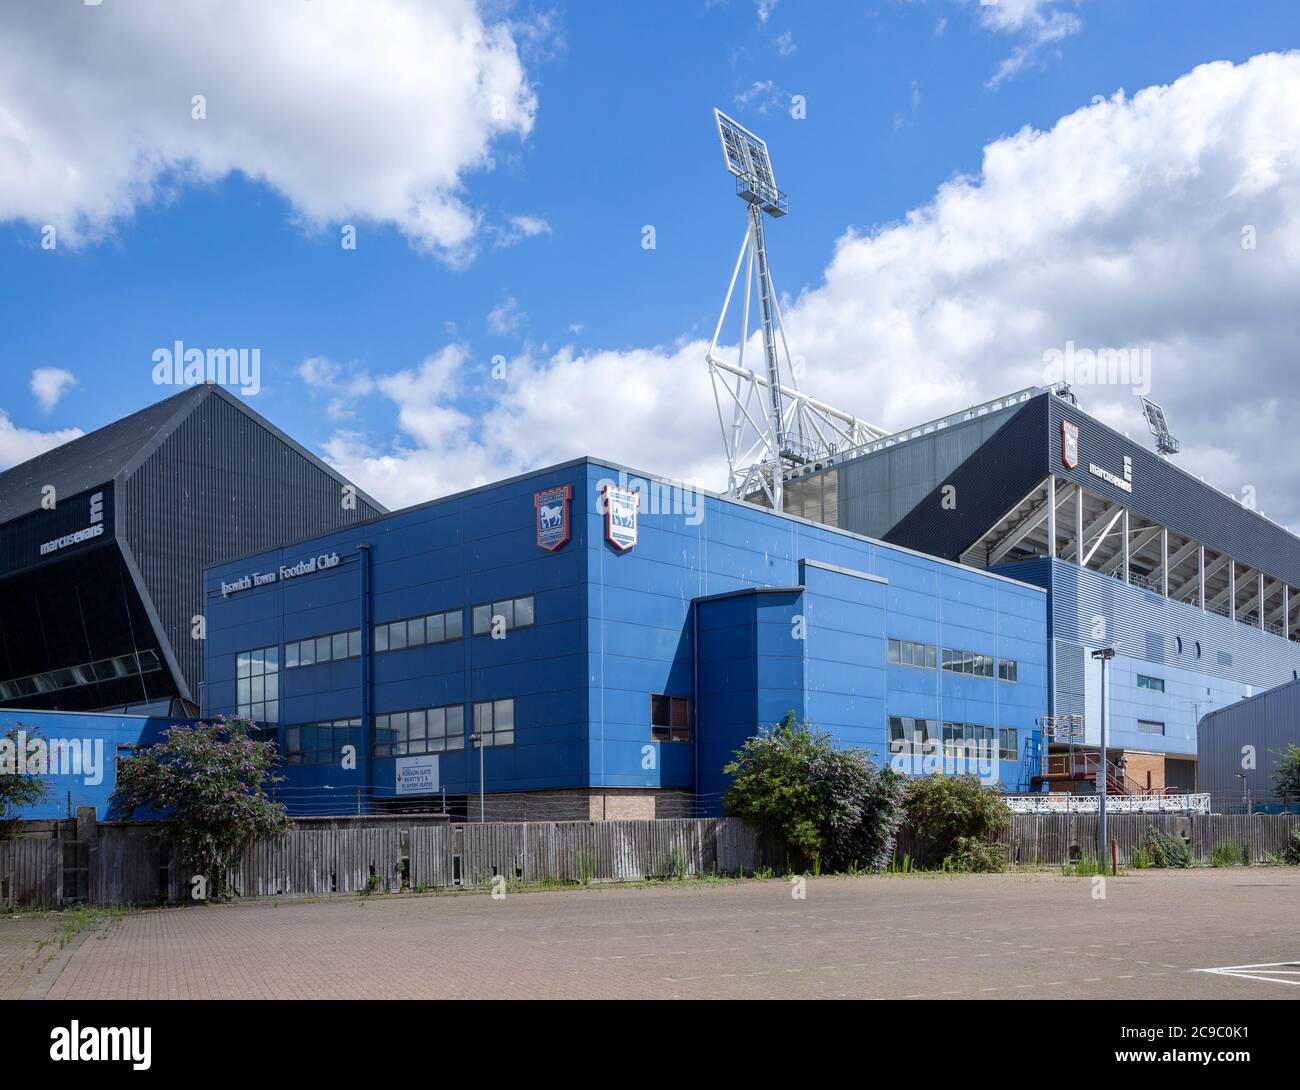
[0,384,386,524]
[0,385,207,521]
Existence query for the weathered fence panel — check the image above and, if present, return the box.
[3,813,1296,907]
[0,839,61,909]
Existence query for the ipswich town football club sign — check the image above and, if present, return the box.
[604,485,639,552]
[1061,420,1080,470]
[534,485,572,551]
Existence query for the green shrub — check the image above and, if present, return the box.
[943,835,1008,873]
[1210,840,1246,867]
[1272,744,1300,802]
[724,712,907,873]
[1129,845,1155,869]
[1147,829,1192,868]
[1061,853,1107,877]
[1280,830,1300,866]
[903,774,1011,869]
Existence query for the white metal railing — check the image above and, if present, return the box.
[1006,793,1212,815]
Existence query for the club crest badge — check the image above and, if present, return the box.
[534,485,572,552]
[1061,420,1079,470]
[603,485,639,552]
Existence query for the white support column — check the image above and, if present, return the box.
[1047,476,1057,560]
[1075,486,1085,565]
[1286,585,1292,639]
[1199,546,1206,610]
[1161,527,1169,598]
[1259,572,1266,631]
[1229,560,1236,622]
[1122,509,1131,584]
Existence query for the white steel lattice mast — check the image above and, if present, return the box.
[706,109,887,511]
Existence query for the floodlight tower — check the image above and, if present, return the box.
[1141,395,1181,457]
[706,109,887,511]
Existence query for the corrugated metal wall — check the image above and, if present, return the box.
[1046,563,1300,693]
[834,400,1028,542]
[871,398,1051,561]
[120,391,384,701]
[1198,677,1300,806]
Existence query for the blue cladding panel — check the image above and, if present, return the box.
[0,709,183,819]
[198,458,1047,814]
[996,557,1300,761]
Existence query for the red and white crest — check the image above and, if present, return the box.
[534,486,572,551]
[1061,420,1080,470]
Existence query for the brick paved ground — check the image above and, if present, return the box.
[0,915,73,999]
[3,870,1296,999]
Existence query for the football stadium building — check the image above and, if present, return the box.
[5,382,1300,819]
[777,385,1300,796]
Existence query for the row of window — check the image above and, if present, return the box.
[888,717,1018,761]
[248,597,537,684]
[888,639,1019,682]
[375,704,469,758]
[888,638,937,670]
[0,649,162,702]
[471,596,535,637]
[285,629,361,670]
[286,719,361,766]
[943,647,1018,682]
[374,608,463,654]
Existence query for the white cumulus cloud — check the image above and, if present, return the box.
[0,411,82,470]
[29,368,77,412]
[314,53,1300,530]
[0,0,540,263]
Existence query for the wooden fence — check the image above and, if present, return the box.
[3,813,1297,909]
[0,817,780,909]
[894,812,1300,868]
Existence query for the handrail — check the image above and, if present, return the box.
[1006,793,1211,814]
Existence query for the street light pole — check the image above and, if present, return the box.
[470,732,485,822]
[1091,646,1117,863]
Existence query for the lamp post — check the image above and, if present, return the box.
[1091,645,1117,862]
[469,731,485,822]
[1234,772,1249,816]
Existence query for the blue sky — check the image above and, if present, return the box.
[2,0,1299,521]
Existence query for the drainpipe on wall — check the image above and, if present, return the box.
[692,600,700,817]
[358,543,372,815]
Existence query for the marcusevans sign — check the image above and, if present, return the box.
[220,551,342,598]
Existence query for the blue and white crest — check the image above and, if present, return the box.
[534,486,572,551]
[604,485,639,551]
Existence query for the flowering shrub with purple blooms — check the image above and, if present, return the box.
[111,716,291,899]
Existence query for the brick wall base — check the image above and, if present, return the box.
[465,789,696,822]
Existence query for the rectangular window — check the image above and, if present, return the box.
[1137,720,1166,735]
[998,658,1018,683]
[472,596,535,636]
[888,638,937,670]
[1136,675,1165,693]
[372,608,464,654]
[472,699,515,747]
[284,630,361,670]
[650,694,691,742]
[373,703,465,757]
[999,728,1018,761]
[942,647,997,679]
[888,716,935,756]
[235,645,279,725]
[286,718,361,766]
